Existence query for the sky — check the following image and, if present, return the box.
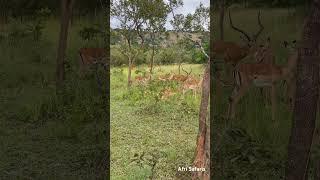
[111,0,209,30]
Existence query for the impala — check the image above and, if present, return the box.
[158,72,174,82]
[79,48,106,73]
[160,88,176,100]
[134,74,151,86]
[182,76,203,97]
[227,42,298,121]
[170,74,189,82]
[251,39,295,106]
[213,11,265,66]
[170,67,192,83]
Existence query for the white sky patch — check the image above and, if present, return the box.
[111,0,209,30]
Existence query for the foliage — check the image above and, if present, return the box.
[168,1,209,68]
[143,0,169,69]
[0,0,104,19]
[213,0,308,8]
[111,0,150,73]
[111,43,207,66]
[79,25,103,41]
[169,3,209,32]
[214,128,284,179]
[110,30,121,45]
[0,15,107,179]
[192,3,210,32]
[25,8,51,41]
[111,45,127,66]
[26,21,45,41]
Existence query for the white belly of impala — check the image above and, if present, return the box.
[253,79,272,87]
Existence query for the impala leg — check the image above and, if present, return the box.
[227,84,250,119]
[227,86,238,119]
[79,64,83,75]
[79,55,85,77]
[287,76,296,111]
[182,88,186,97]
[259,87,267,106]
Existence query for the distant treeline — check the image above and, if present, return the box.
[0,0,104,22]
[216,0,309,8]
[0,0,309,24]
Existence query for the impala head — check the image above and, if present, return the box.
[229,10,264,49]
[253,37,272,63]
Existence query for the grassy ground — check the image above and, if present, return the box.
[110,64,204,179]
[213,7,320,179]
[0,16,108,179]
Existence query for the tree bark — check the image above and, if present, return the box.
[192,60,210,180]
[150,45,155,74]
[216,0,225,105]
[314,128,320,180]
[70,7,74,26]
[219,0,225,41]
[285,0,320,179]
[315,161,320,180]
[56,0,74,90]
[127,57,132,88]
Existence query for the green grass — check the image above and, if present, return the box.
[0,16,108,179]
[110,64,204,179]
[213,7,320,179]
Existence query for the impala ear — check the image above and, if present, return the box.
[283,41,288,48]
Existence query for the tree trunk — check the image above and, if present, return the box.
[219,0,225,40]
[215,0,225,105]
[313,128,320,180]
[150,45,155,74]
[127,57,132,88]
[56,0,74,90]
[70,9,74,26]
[285,0,320,179]
[192,60,210,180]
[315,160,320,180]
[95,1,109,178]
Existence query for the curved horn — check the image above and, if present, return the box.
[182,67,192,76]
[229,10,251,42]
[253,11,264,41]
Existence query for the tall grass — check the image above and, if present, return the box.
[0,15,108,179]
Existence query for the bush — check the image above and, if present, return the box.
[110,44,204,67]
[79,26,103,41]
[110,46,127,66]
